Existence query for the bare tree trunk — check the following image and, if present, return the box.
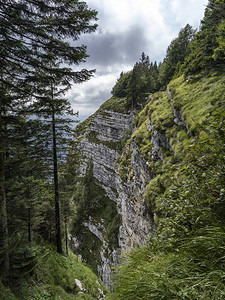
[0,113,9,280]
[52,110,63,254]
[28,208,32,244]
[65,215,68,255]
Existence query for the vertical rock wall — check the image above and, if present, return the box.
[72,108,156,286]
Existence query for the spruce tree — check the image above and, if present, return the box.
[159,24,195,86]
[0,0,97,280]
[183,0,225,74]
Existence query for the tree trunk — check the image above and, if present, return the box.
[65,215,68,255]
[52,110,63,254]
[28,208,32,244]
[0,113,9,280]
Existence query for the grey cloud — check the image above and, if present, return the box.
[88,89,111,104]
[67,92,82,104]
[68,84,111,105]
[81,24,150,67]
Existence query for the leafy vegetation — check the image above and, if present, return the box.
[159,24,195,86]
[70,162,120,274]
[1,0,225,298]
[1,245,108,299]
[108,65,225,300]
[107,227,225,300]
[183,0,225,74]
[111,53,160,108]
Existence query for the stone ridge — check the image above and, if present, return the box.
[73,99,177,285]
[117,140,155,249]
[74,107,158,286]
[89,109,136,142]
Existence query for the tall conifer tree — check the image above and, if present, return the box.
[0,0,97,279]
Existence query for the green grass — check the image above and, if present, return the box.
[148,91,174,133]
[2,246,108,300]
[108,69,225,299]
[100,96,130,113]
[131,70,225,213]
[168,70,225,136]
[108,227,225,300]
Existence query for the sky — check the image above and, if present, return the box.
[66,0,208,122]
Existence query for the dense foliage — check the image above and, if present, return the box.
[111,52,159,107]
[0,0,97,293]
[159,24,195,86]
[1,0,225,298]
[106,1,225,297]
[183,0,225,74]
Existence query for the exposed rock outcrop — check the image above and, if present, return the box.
[72,89,188,286]
[72,107,156,287]
[117,140,155,249]
[147,119,172,161]
[167,88,189,133]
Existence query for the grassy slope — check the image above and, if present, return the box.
[0,246,108,299]
[107,69,225,299]
[118,69,225,213]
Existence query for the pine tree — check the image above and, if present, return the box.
[127,52,159,106]
[183,0,225,74]
[0,0,97,280]
[111,71,131,98]
[159,24,195,86]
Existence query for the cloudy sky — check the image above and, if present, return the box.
[66,0,208,122]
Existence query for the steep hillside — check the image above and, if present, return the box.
[106,69,225,299]
[69,68,225,289]
[0,245,108,299]
[70,98,147,287]
[1,1,224,299]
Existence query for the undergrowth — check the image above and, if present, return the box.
[1,245,108,299]
[107,70,225,299]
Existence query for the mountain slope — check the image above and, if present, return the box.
[0,245,108,299]
[69,68,225,289]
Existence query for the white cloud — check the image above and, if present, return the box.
[171,0,207,29]
[67,0,209,120]
[67,72,120,121]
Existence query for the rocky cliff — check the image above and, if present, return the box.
[69,71,225,287]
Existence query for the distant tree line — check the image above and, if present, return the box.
[111,0,225,107]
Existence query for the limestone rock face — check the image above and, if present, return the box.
[117,141,155,249]
[148,119,172,161]
[89,110,135,142]
[73,108,156,287]
[167,88,189,131]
